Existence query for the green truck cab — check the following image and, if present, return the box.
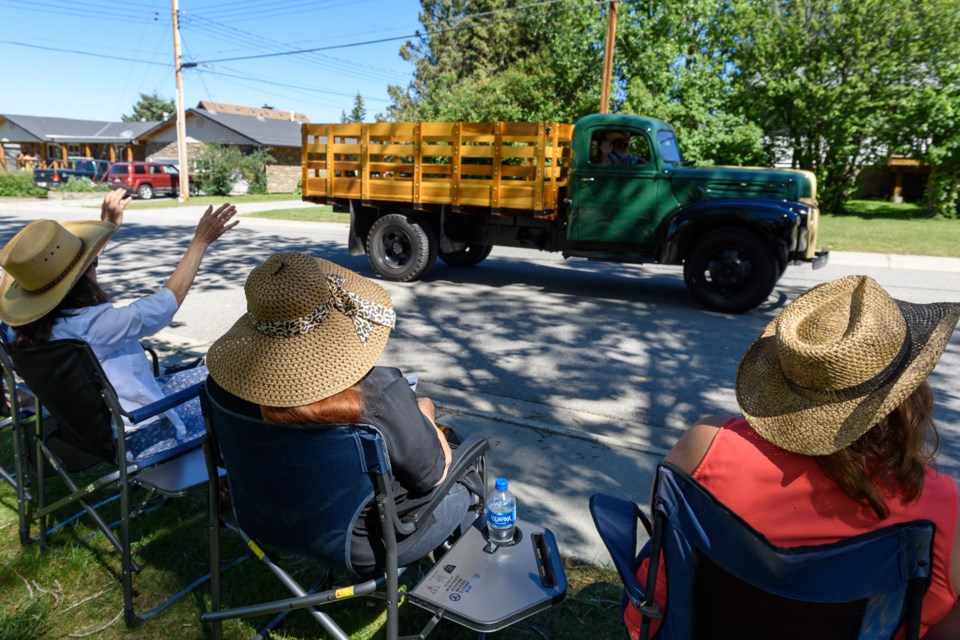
[301,113,827,313]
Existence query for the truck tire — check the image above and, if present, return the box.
[138,184,154,200]
[683,229,778,313]
[366,213,437,282]
[439,244,493,268]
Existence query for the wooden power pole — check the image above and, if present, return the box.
[600,1,618,114]
[171,0,190,202]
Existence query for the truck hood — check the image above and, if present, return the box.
[670,165,817,204]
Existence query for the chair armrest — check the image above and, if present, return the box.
[398,433,489,533]
[127,382,203,424]
[589,493,655,613]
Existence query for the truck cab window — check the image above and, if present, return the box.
[657,131,683,166]
[592,130,650,166]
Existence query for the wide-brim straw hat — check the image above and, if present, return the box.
[0,219,117,327]
[207,252,396,407]
[736,275,960,456]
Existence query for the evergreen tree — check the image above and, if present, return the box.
[122,93,175,122]
[341,93,368,123]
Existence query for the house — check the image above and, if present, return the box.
[139,102,308,193]
[0,114,156,171]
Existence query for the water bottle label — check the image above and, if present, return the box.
[487,508,515,528]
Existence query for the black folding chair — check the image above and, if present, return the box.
[201,378,567,639]
[0,339,33,545]
[591,462,936,640]
[10,338,216,627]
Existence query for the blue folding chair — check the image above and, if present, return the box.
[591,462,935,640]
[201,377,567,639]
[10,338,215,627]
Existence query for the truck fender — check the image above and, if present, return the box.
[348,201,376,256]
[658,198,801,268]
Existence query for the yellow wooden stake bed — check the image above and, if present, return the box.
[302,120,573,217]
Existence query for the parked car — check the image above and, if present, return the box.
[33,159,111,189]
[106,162,183,199]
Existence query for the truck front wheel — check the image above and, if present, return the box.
[683,230,778,313]
[137,184,154,200]
[366,213,437,282]
[439,244,493,268]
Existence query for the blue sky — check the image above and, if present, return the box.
[1,0,424,123]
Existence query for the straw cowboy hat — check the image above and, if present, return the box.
[0,219,117,327]
[736,275,960,456]
[207,252,397,407]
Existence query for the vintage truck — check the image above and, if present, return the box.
[33,158,111,189]
[300,114,828,313]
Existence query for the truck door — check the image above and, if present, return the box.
[568,128,669,247]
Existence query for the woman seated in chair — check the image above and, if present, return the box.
[0,188,238,461]
[206,252,476,576]
[627,275,960,639]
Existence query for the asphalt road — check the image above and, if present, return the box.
[2,197,959,564]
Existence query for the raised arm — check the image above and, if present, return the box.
[164,203,239,306]
[100,188,132,227]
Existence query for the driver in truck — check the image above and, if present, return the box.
[600,131,646,165]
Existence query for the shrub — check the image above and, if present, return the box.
[194,143,275,196]
[0,172,45,197]
[58,176,109,193]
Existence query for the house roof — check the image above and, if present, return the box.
[139,108,303,148]
[197,101,308,123]
[0,114,159,143]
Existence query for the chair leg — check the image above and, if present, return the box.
[208,473,222,640]
[378,494,401,640]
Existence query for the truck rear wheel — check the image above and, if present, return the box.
[683,229,778,313]
[439,244,493,268]
[366,213,437,282]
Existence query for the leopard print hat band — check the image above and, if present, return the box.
[207,253,396,408]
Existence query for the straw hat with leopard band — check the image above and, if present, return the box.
[0,219,117,327]
[207,252,396,407]
[735,275,960,456]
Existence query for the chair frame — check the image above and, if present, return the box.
[0,342,33,545]
[199,382,489,640]
[10,338,214,627]
[591,461,936,640]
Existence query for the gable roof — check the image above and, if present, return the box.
[197,101,308,123]
[0,114,159,143]
[139,108,303,148]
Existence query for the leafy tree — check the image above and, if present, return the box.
[341,93,368,123]
[122,93,175,122]
[195,143,275,196]
[727,0,940,213]
[616,0,767,166]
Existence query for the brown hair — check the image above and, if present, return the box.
[817,381,937,520]
[260,384,364,426]
[13,271,108,346]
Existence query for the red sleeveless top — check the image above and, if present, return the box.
[625,417,958,639]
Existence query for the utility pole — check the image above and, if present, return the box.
[600,1,618,114]
[171,0,190,202]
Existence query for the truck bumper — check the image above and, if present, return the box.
[811,248,830,269]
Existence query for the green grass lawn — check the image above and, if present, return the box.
[820,200,960,257]
[244,205,345,223]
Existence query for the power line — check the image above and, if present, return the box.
[0,40,171,66]
[186,0,606,65]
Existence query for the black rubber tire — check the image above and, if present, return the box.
[137,183,154,200]
[439,244,493,268]
[366,213,437,282]
[683,229,778,313]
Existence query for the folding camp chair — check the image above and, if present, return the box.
[201,378,568,639]
[590,462,936,640]
[0,339,33,545]
[10,338,215,627]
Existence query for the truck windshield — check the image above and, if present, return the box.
[657,131,683,166]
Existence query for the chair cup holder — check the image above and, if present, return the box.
[482,525,522,553]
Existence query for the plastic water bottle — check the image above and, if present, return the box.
[486,478,517,544]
